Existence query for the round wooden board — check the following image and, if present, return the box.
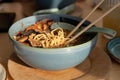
[8,53,91,80]
[7,46,111,80]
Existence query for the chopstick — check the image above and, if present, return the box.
[66,0,105,38]
[65,2,120,45]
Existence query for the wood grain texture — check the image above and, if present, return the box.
[8,53,91,80]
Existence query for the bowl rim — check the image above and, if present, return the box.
[8,14,98,51]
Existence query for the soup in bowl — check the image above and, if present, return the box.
[8,14,98,70]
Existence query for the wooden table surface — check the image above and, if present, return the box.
[0,0,120,80]
[74,1,120,80]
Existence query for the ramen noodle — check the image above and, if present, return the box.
[13,19,70,48]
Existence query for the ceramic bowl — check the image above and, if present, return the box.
[8,14,98,70]
[0,63,6,80]
[107,37,120,63]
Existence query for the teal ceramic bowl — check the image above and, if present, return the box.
[8,14,98,70]
[107,37,120,63]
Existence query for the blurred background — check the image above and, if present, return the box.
[1,0,120,36]
[0,0,85,21]
[0,0,85,32]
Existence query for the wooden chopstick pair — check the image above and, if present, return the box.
[65,0,120,45]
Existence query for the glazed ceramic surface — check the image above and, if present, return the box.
[107,37,120,63]
[8,14,98,70]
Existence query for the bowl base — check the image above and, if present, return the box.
[7,47,111,80]
[8,53,91,80]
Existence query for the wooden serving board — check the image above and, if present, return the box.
[7,46,111,80]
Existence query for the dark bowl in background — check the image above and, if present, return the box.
[34,0,77,15]
[35,0,76,10]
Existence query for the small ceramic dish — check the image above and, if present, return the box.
[107,37,120,63]
[0,63,7,80]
